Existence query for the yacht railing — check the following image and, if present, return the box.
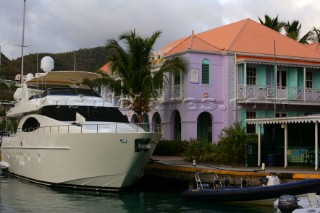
[3,123,154,136]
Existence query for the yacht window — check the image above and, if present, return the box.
[42,88,101,97]
[39,106,129,123]
[22,117,40,132]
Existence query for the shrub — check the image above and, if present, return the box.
[0,118,18,132]
[0,82,9,89]
[181,122,258,166]
[154,122,258,166]
[182,139,219,163]
[153,140,188,156]
[217,122,247,165]
[246,134,258,144]
[0,108,5,117]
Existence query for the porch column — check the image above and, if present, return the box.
[315,121,318,171]
[244,62,247,97]
[258,124,261,166]
[282,123,288,168]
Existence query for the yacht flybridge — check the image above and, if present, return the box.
[0,58,161,191]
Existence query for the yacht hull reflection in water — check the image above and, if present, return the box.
[0,172,272,213]
[0,69,160,191]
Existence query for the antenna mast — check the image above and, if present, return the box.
[274,40,277,116]
[20,0,26,84]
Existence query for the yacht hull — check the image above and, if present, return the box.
[1,132,160,190]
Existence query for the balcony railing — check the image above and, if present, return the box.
[237,85,320,102]
[169,84,183,100]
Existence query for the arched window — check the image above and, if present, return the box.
[152,112,161,133]
[142,114,150,132]
[202,59,210,84]
[174,111,181,141]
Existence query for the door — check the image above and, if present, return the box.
[197,112,212,142]
[277,70,287,99]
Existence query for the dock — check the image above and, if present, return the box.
[144,156,320,187]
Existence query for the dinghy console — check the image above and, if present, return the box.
[260,175,280,186]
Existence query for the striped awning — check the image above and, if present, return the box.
[246,115,320,125]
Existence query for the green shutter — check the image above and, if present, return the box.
[239,65,244,84]
[202,59,209,84]
[270,66,275,86]
[298,69,304,87]
[240,110,247,129]
[288,68,298,100]
[314,71,320,89]
[257,66,266,86]
[288,111,297,117]
[267,111,274,118]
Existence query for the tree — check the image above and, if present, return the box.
[258,15,285,32]
[88,30,188,123]
[284,20,312,44]
[308,27,320,43]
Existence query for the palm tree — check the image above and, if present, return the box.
[284,20,312,44]
[88,30,187,123]
[308,27,320,43]
[258,15,285,32]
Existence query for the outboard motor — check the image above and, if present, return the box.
[278,194,302,213]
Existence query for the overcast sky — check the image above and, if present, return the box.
[1,0,320,60]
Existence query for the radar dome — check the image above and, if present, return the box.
[26,73,34,81]
[40,56,54,72]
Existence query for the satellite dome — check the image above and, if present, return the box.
[26,73,34,81]
[40,56,54,72]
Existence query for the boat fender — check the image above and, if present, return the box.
[278,194,302,213]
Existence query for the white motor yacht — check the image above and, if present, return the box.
[0,65,161,191]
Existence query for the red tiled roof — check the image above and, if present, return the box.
[165,31,220,55]
[161,18,320,62]
[306,43,320,53]
[99,62,112,74]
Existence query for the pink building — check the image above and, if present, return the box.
[102,18,320,146]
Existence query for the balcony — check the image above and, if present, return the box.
[237,85,320,103]
[154,89,164,103]
[169,84,183,100]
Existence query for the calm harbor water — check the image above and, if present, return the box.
[0,172,276,213]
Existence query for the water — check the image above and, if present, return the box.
[0,172,276,213]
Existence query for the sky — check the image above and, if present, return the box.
[1,0,320,60]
